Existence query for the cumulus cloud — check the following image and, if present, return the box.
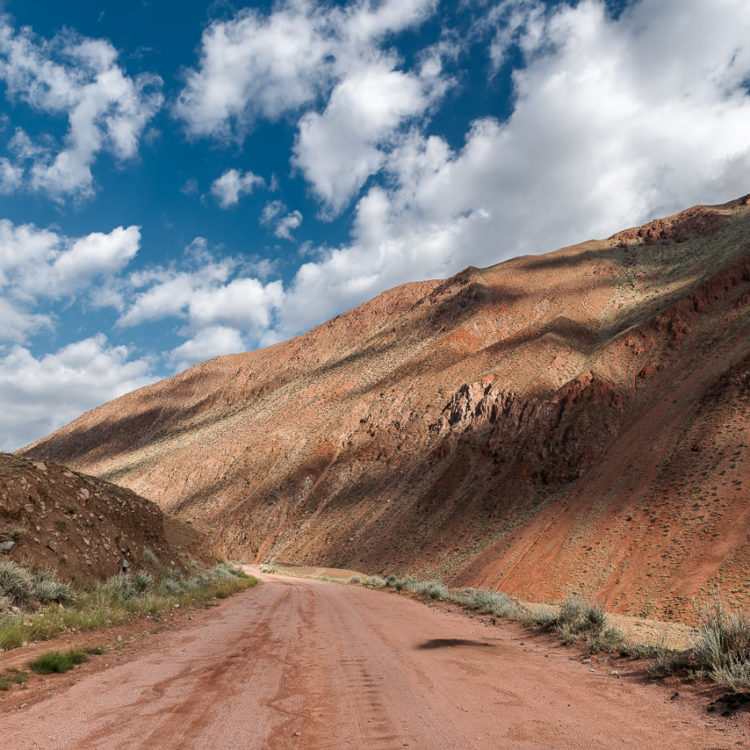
[169,325,245,372]
[0,220,141,342]
[175,0,442,213]
[175,0,436,139]
[0,18,163,200]
[117,240,285,367]
[261,200,303,240]
[0,334,153,450]
[210,168,265,208]
[292,61,434,214]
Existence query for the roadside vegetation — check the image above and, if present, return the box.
[263,561,750,692]
[0,559,257,651]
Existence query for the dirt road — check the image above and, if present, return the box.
[1,571,747,748]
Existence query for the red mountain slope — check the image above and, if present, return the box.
[22,195,750,620]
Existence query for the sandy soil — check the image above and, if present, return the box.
[1,571,747,749]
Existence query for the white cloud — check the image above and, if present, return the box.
[261,200,303,240]
[175,0,442,212]
[0,19,163,201]
[24,225,141,298]
[118,241,284,366]
[118,260,233,327]
[292,61,432,214]
[188,276,283,330]
[0,156,22,193]
[175,0,436,140]
[169,325,245,371]
[274,210,303,240]
[210,168,265,208]
[0,334,154,451]
[0,220,142,342]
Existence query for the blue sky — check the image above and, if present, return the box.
[1,0,749,449]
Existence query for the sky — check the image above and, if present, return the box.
[0,0,749,450]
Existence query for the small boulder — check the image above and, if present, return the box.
[0,540,16,553]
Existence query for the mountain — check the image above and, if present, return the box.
[21,195,750,620]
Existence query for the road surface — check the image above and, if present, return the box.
[1,571,746,748]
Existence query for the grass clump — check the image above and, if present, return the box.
[527,596,623,653]
[464,588,522,618]
[0,668,28,690]
[0,562,75,608]
[260,562,278,574]
[384,576,415,591]
[693,598,750,690]
[0,560,34,606]
[30,648,88,675]
[365,575,386,587]
[408,580,448,600]
[31,568,75,606]
[141,548,157,566]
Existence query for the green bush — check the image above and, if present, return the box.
[32,568,75,606]
[98,573,140,602]
[408,580,448,599]
[30,648,89,674]
[141,548,157,566]
[465,589,522,618]
[365,576,386,587]
[693,598,750,690]
[0,561,34,606]
[0,669,28,690]
[133,570,154,593]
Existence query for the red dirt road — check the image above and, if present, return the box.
[1,572,747,749]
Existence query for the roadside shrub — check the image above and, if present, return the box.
[465,589,522,618]
[260,563,278,574]
[214,562,247,580]
[31,567,75,606]
[365,576,386,587]
[159,577,185,596]
[557,597,608,636]
[99,573,140,602]
[523,609,559,631]
[0,669,28,690]
[647,645,693,678]
[584,626,625,654]
[384,575,415,591]
[409,580,448,600]
[141,548,157,566]
[133,570,154,593]
[348,575,364,585]
[30,648,88,674]
[0,561,33,606]
[693,598,750,690]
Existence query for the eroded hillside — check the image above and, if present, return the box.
[22,196,750,620]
